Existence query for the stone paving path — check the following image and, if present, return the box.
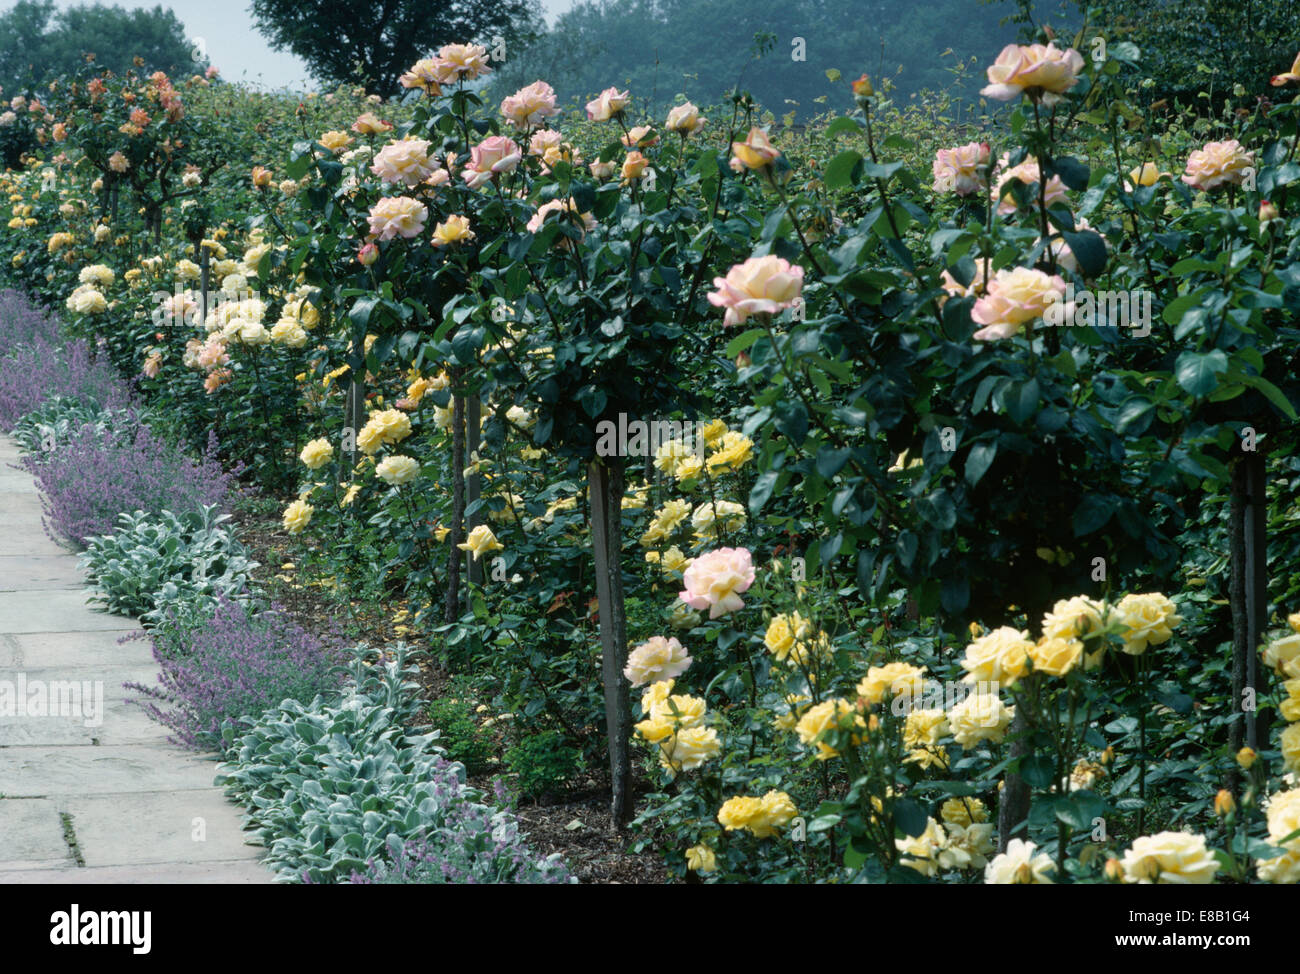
[0,433,270,883]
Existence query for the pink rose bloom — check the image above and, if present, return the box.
[196,337,229,370]
[500,81,559,130]
[991,153,1068,216]
[461,135,522,189]
[680,547,756,619]
[707,255,804,327]
[367,196,428,240]
[370,138,434,188]
[526,197,596,247]
[1040,215,1103,274]
[433,43,492,82]
[938,263,990,304]
[932,141,991,196]
[108,151,129,173]
[589,159,616,180]
[585,86,630,121]
[971,266,1067,341]
[1180,139,1254,191]
[980,43,1084,105]
[399,58,443,95]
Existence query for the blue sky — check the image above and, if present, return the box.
[32,0,576,91]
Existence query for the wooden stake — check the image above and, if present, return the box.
[588,457,632,828]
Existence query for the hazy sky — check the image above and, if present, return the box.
[33,0,577,91]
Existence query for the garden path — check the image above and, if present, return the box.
[0,433,271,883]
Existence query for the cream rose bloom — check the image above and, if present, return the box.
[985,839,1056,884]
[1114,592,1182,655]
[970,266,1067,341]
[948,693,1014,749]
[367,196,428,240]
[1181,139,1254,191]
[371,138,435,188]
[1041,595,1106,642]
[1120,831,1220,884]
[707,255,804,327]
[665,101,706,136]
[680,546,755,619]
[980,43,1084,105]
[433,43,492,82]
[660,725,720,772]
[623,635,692,687]
[376,455,420,485]
[585,86,630,121]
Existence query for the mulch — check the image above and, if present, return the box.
[226,484,671,884]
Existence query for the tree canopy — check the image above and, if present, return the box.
[0,1,203,95]
[250,0,542,97]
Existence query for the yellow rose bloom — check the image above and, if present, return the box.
[948,693,1014,749]
[283,500,313,534]
[300,438,334,469]
[431,213,475,247]
[685,844,717,873]
[961,626,1034,686]
[903,708,950,770]
[795,698,864,760]
[705,431,754,475]
[661,546,690,574]
[856,661,927,706]
[701,419,728,446]
[457,524,503,560]
[1282,723,1300,775]
[941,797,988,828]
[1029,636,1083,677]
[1114,592,1182,655]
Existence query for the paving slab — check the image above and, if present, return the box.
[0,589,136,634]
[0,859,272,884]
[0,431,271,883]
[0,665,162,746]
[62,790,258,868]
[0,798,72,869]
[2,630,153,669]
[0,555,86,592]
[0,744,225,797]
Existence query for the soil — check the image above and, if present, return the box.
[227,483,671,885]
